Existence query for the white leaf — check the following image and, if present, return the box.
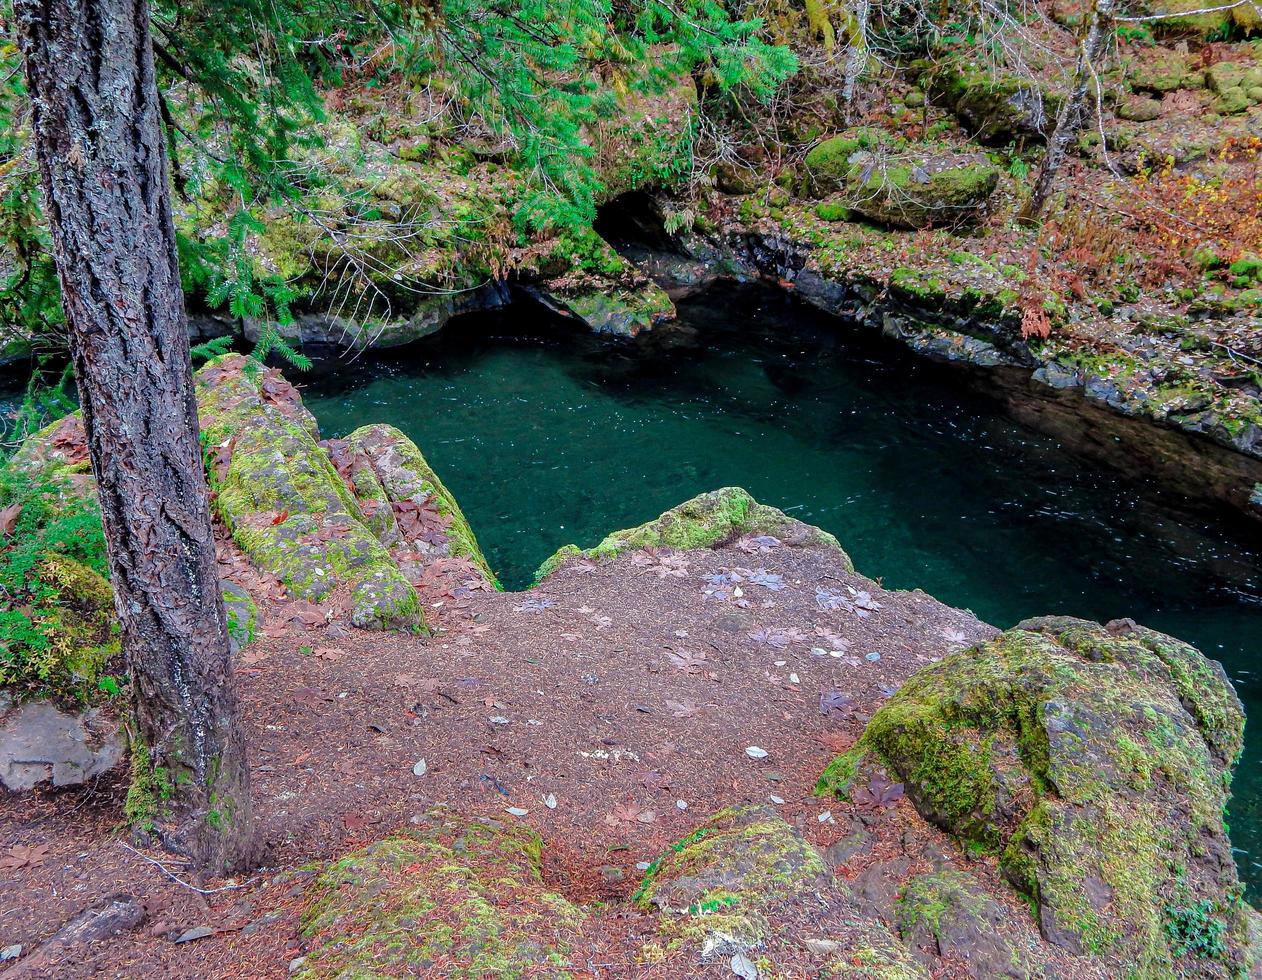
[731,951,759,979]
[412,758,428,777]
[543,793,557,810]
[745,746,769,759]
[676,800,688,810]
[506,807,529,817]
[769,794,785,805]
[817,810,834,823]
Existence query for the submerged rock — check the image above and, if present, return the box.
[196,355,421,631]
[534,486,849,582]
[296,813,588,978]
[819,616,1249,975]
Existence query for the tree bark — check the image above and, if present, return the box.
[1018,0,1116,225]
[14,0,253,873]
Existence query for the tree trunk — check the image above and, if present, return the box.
[1018,0,1116,225]
[14,0,253,873]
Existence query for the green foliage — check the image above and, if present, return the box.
[1163,899,1228,960]
[0,464,115,701]
[1,0,796,350]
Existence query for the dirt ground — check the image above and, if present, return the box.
[1,537,1085,978]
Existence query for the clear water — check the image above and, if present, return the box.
[301,284,1262,898]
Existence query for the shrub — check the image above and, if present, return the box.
[0,464,117,702]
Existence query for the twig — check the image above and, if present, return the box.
[117,841,254,896]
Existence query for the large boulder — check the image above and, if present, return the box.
[296,813,590,978]
[534,486,849,582]
[196,355,422,630]
[804,130,999,229]
[818,617,1249,976]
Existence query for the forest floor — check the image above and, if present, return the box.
[0,535,1098,979]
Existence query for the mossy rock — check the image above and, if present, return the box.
[297,813,588,978]
[802,128,998,228]
[1143,0,1233,34]
[220,580,258,657]
[845,152,999,230]
[635,806,927,975]
[895,871,1032,978]
[804,128,887,195]
[1216,86,1252,115]
[195,355,421,631]
[534,487,850,583]
[346,423,499,588]
[818,617,1249,975]
[1126,49,1192,94]
[926,67,1057,144]
[1117,96,1162,122]
[558,280,676,338]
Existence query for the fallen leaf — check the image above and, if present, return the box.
[745,746,769,760]
[0,843,49,871]
[0,502,21,537]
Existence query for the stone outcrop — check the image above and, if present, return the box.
[818,616,1250,976]
[534,485,849,582]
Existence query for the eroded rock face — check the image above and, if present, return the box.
[819,616,1249,976]
[296,812,588,978]
[0,697,124,792]
[534,486,850,582]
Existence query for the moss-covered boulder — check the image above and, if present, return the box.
[634,807,928,976]
[345,423,498,587]
[297,812,589,978]
[804,128,890,196]
[819,617,1249,975]
[804,130,998,229]
[196,355,421,630]
[1142,0,1233,34]
[895,871,1031,978]
[927,67,1058,144]
[534,486,849,583]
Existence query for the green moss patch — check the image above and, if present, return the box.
[297,813,587,978]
